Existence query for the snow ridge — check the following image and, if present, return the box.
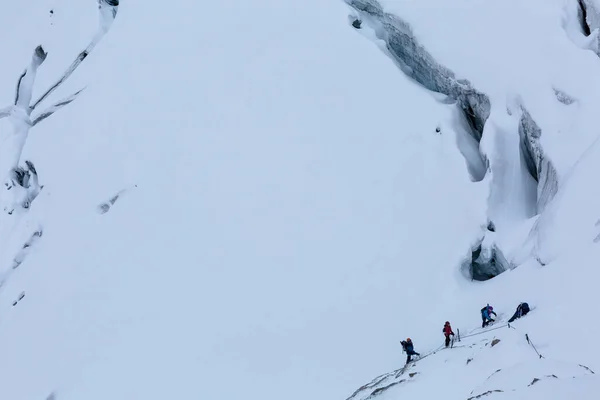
[0,0,119,316]
[346,321,597,400]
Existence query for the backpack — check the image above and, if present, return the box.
[521,303,530,313]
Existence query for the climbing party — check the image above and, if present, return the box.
[400,303,533,366]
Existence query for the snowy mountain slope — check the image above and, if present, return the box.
[343,0,600,398]
[0,1,492,399]
[0,0,598,400]
[348,323,598,400]
[347,0,600,255]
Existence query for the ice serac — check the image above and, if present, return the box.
[518,108,558,214]
[345,0,490,142]
[347,0,559,216]
[579,0,600,55]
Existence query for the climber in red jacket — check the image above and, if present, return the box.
[443,321,455,347]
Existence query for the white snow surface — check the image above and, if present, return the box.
[0,0,597,399]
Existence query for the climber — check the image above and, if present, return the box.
[443,321,455,347]
[481,304,497,328]
[508,302,530,323]
[400,338,420,364]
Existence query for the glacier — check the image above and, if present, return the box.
[0,0,597,400]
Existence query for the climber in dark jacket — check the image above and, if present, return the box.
[400,338,420,364]
[443,321,455,347]
[508,302,530,323]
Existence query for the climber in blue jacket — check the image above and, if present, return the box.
[481,304,497,328]
[400,338,420,364]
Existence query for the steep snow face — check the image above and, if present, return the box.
[346,0,551,283]
[343,0,600,398]
[348,0,491,143]
[346,243,600,400]
[347,0,600,257]
[0,1,599,400]
[0,1,490,400]
[348,324,598,400]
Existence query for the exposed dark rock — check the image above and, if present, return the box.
[529,378,540,386]
[467,390,503,400]
[409,372,418,377]
[579,364,596,374]
[12,291,25,306]
[466,358,473,365]
[352,19,362,29]
[491,339,501,347]
[553,88,576,105]
[347,372,395,400]
[367,381,403,399]
[5,160,43,212]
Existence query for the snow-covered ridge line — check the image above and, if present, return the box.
[346,324,597,400]
[0,0,120,305]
